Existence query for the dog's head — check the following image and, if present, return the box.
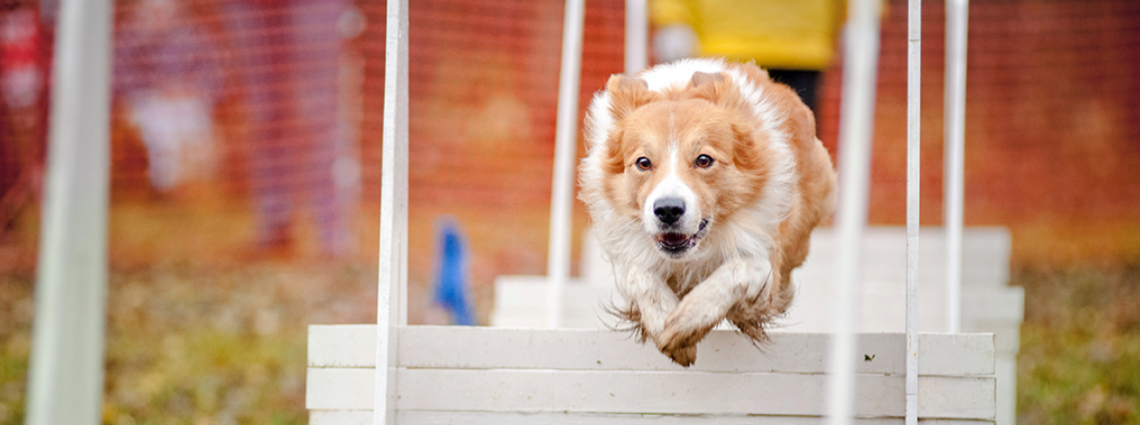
[599,71,776,260]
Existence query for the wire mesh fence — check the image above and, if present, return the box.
[0,0,1137,313]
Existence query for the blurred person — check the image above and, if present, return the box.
[222,0,357,258]
[428,219,475,325]
[1,7,41,113]
[650,0,846,111]
[0,6,45,234]
[114,0,222,193]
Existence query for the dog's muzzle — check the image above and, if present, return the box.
[654,218,709,258]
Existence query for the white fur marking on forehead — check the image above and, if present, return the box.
[668,110,679,150]
[639,58,729,93]
[669,144,679,174]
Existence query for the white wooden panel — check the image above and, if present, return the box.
[309,324,376,368]
[308,326,993,376]
[961,289,1024,325]
[783,281,1022,334]
[800,227,1010,289]
[994,356,1017,425]
[487,312,547,329]
[494,276,597,309]
[490,275,620,328]
[311,410,372,425]
[306,368,374,412]
[313,410,995,425]
[306,368,994,419]
[491,311,612,330]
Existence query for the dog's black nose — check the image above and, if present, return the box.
[653,198,685,225]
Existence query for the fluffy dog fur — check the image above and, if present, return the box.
[579,59,837,366]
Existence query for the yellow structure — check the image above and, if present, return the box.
[651,0,845,70]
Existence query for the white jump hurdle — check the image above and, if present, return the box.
[491,227,1022,425]
[307,326,994,424]
[306,0,997,423]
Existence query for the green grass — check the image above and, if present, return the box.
[0,272,31,425]
[0,263,377,425]
[1014,265,1140,425]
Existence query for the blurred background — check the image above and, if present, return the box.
[0,0,1138,424]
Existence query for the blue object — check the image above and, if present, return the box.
[433,219,475,325]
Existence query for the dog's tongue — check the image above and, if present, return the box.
[660,232,689,246]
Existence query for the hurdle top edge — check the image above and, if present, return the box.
[308,325,993,376]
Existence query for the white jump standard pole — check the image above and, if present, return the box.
[945,0,969,335]
[905,0,922,424]
[547,0,586,329]
[25,0,114,424]
[624,0,648,74]
[374,0,409,423]
[825,0,882,423]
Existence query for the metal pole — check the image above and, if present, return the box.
[547,0,586,329]
[374,0,409,422]
[826,0,881,423]
[945,0,969,334]
[25,0,113,423]
[625,0,648,74]
[905,0,921,424]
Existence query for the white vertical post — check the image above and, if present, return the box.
[905,0,921,424]
[826,0,881,423]
[624,0,648,74]
[25,0,113,424]
[375,0,409,423]
[944,0,969,334]
[547,0,586,329]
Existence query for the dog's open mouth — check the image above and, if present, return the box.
[655,219,708,257]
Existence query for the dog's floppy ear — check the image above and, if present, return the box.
[690,71,727,90]
[686,71,746,112]
[606,75,656,120]
[602,129,628,175]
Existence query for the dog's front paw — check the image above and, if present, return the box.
[657,324,706,367]
[658,341,697,366]
[656,299,723,366]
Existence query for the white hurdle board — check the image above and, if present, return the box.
[308,325,995,424]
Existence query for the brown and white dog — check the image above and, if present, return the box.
[579,59,837,366]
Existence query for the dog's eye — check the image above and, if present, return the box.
[695,154,714,168]
[635,157,652,171]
